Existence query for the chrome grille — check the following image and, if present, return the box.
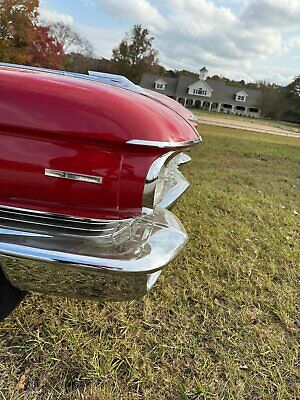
[0,206,131,238]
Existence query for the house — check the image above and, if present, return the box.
[140,67,262,118]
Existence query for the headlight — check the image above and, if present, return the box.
[143,152,191,212]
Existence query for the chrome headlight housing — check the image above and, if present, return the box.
[143,152,191,212]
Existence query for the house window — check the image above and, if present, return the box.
[249,108,259,113]
[193,88,207,96]
[155,82,165,90]
[236,95,245,101]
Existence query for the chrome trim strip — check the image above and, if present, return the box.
[0,204,131,223]
[0,63,143,94]
[0,208,188,301]
[158,171,189,209]
[45,169,103,184]
[142,152,175,209]
[0,62,110,84]
[88,71,145,94]
[143,152,191,210]
[0,205,133,238]
[126,138,201,148]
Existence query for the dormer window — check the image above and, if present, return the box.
[154,80,166,90]
[193,88,208,96]
[188,80,213,97]
[235,91,247,102]
[156,83,165,90]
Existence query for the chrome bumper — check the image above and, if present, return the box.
[0,208,187,301]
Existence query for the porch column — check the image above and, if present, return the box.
[208,102,212,112]
[217,103,221,112]
[244,107,248,116]
[184,98,187,107]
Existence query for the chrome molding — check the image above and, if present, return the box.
[0,205,132,238]
[126,138,201,148]
[0,204,126,222]
[143,152,175,209]
[0,208,188,301]
[0,62,111,85]
[45,169,103,184]
[88,71,145,94]
[0,63,143,94]
[143,152,191,211]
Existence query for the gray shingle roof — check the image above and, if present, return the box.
[140,74,178,97]
[140,74,262,108]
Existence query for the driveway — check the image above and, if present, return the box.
[198,115,300,138]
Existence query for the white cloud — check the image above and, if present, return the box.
[149,0,289,81]
[77,24,123,58]
[39,3,74,25]
[289,36,300,48]
[241,0,300,28]
[92,0,167,30]
[39,0,300,84]
[40,3,124,58]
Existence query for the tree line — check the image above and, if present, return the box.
[0,0,299,123]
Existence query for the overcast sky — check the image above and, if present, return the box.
[40,0,300,86]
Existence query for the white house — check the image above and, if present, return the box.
[141,67,262,118]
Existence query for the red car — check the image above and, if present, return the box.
[0,63,200,320]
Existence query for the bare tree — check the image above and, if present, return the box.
[48,22,93,57]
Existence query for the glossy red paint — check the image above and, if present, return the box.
[0,66,199,219]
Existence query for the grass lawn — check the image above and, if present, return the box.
[193,109,300,133]
[0,126,299,399]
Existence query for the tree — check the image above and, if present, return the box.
[112,24,159,83]
[64,52,114,74]
[0,0,39,64]
[282,76,300,123]
[260,84,288,120]
[48,22,93,57]
[0,0,64,68]
[31,25,64,69]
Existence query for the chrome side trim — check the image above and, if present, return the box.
[158,171,189,209]
[142,152,175,209]
[0,208,188,301]
[0,205,133,238]
[0,62,110,84]
[0,63,142,94]
[45,169,103,184]
[88,71,145,94]
[0,204,131,223]
[126,138,201,148]
[143,152,191,211]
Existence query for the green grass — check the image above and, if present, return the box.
[0,126,299,399]
[193,109,300,133]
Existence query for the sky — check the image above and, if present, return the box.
[39,0,300,86]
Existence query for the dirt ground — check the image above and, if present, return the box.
[197,115,300,138]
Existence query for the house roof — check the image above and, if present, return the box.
[140,74,178,97]
[235,90,248,97]
[155,78,167,84]
[140,74,262,108]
